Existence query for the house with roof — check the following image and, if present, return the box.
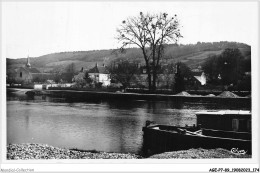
[87,63,111,86]
[10,56,54,85]
[193,72,206,85]
[13,57,41,84]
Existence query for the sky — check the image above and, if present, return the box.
[2,1,258,59]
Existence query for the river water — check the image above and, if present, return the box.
[7,89,250,154]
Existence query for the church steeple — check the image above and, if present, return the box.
[26,55,31,68]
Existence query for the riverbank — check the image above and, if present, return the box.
[7,144,141,159]
[7,144,251,159]
[43,89,250,107]
[7,88,251,106]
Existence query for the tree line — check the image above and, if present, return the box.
[6,12,251,92]
[202,48,251,90]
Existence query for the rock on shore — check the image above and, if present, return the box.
[7,144,251,159]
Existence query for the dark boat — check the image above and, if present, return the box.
[142,110,251,156]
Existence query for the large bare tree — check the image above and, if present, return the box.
[116,12,182,91]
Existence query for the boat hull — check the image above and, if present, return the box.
[142,125,251,156]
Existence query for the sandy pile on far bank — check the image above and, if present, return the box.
[205,94,215,97]
[217,91,239,98]
[175,91,190,96]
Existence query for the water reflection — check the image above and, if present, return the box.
[7,90,250,154]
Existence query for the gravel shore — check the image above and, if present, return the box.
[149,148,251,159]
[7,143,251,159]
[7,144,142,159]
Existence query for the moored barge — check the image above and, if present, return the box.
[142,110,251,156]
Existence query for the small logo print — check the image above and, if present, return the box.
[231,148,247,155]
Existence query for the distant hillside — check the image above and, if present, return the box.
[7,41,250,73]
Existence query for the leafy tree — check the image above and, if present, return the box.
[173,62,192,93]
[66,63,76,74]
[108,59,140,89]
[53,72,62,83]
[32,76,44,83]
[95,82,103,89]
[62,63,77,82]
[159,63,175,89]
[73,72,94,88]
[176,62,193,79]
[241,58,251,72]
[173,63,185,93]
[202,48,245,85]
[84,72,93,84]
[6,70,17,85]
[117,12,182,91]
[236,75,251,91]
[218,48,244,85]
[202,55,220,84]
[73,72,87,88]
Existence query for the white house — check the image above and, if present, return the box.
[194,72,207,85]
[88,63,111,86]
